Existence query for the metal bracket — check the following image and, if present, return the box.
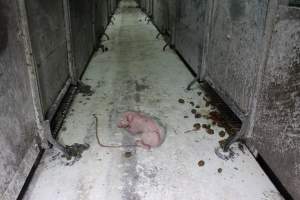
[41,120,70,157]
[163,42,169,51]
[156,32,161,39]
[186,66,205,90]
[103,33,110,40]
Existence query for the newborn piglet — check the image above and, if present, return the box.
[118,112,165,150]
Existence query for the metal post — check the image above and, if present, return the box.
[63,0,77,84]
[18,0,69,156]
[17,0,47,147]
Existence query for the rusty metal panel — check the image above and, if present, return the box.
[252,6,300,200]
[95,0,109,38]
[69,0,95,77]
[175,0,207,72]
[0,0,39,199]
[26,0,69,114]
[205,0,268,117]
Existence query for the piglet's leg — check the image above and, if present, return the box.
[141,131,161,148]
[136,140,151,150]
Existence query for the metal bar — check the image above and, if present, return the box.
[199,0,215,81]
[92,0,96,48]
[45,78,72,122]
[17,0,47,146]
[63,0,77,84]
[18,0,69,155]
[246,0,279,138]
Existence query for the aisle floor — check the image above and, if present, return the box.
[24,1,283,199]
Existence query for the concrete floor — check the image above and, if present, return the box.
[23,1,283,200]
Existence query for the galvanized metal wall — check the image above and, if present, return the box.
[0,0,39,199]
[251,5,300,199]
[205,0,268,118]
[108,0,117,18]
[145,0,153,16]
[95,0,109,39]
[151,0,176,43]
[143,0,300,198]
[153,0,166,31]
[167,0,176,44]
[140,0,146,11]
[69,0,95,78]
[0,0,118,198]
[26,0,70,114]
[175,0,208,72]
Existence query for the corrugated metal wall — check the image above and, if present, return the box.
[0,0,116,198]
[26,0,70,114]
[95,0,109,40]
[251,5,300,199]
[153,0,165,32]
[69,0,95,78]
[175,0,207,72]
[206,0,268,117]
[143,0,300,199]
[0,0,39,199]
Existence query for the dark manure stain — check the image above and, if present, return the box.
[197,92,202,96]
[124,151,133,158]
[77,81,94,96]
[218,168,223,173]
[135,80,149,92]
[195,113,202,118]
[198,160,205,167]
[191,109,197,114]
[202,124,211,129]
[62,143,90,161]
[208,111,236,135]
[219,131,226,138]
[206,129,214,135]
[195,105,200,108]
[193,123,201,130]
[184,115,189,118]
[178,98,185,104]
[190,101,195,106]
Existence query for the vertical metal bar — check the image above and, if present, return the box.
[92,0,96,47]
[63,0,77,84]
[18,0,70,155]
[199,0,215,81]
[246,0,279,138]
[17,0,48,146]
